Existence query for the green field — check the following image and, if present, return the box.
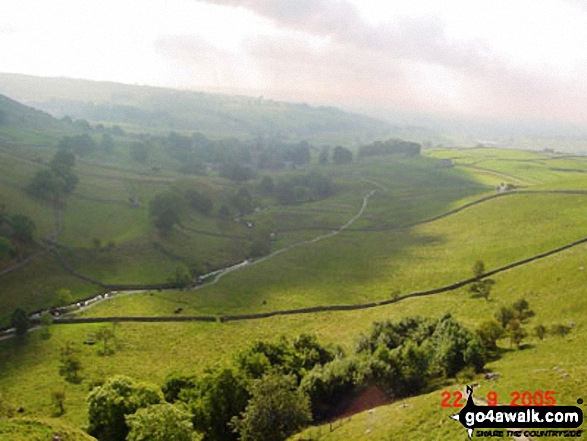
[2,105,587,441]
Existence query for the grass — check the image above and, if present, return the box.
[0,417,96,441]
[77,190,587,317]
[1,239,586,433]
[2,146,587,438]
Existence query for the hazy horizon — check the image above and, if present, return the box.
[2,0,587,132]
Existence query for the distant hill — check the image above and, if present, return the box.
[0,73,393,143]
[0,94,61,129]
[0,93,77,147]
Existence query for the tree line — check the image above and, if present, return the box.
[83,314,486,441]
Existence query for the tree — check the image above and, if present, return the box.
[477,320,505,351]
[495,306,516,328]
[59,134,96,155]
[513,298,534,321]
[0,237,13,258]
[188,368,250,441]
[161,373,197,403]
[259,176,275,194]
[51,388,66,416]
[126,403,193,441]
[11,307,29,336]
[220,164,256,182]
[100,133,115,153]
[130,142,150,164]
[10,214,35,244]
[469,260,495,301]
[506,319,527,349]
[28,149,78,202]
[231,372,311,441]
[551,323,571,337]
[87,375,163,441]
[218,205,231,217]
[59,340,82,383]
[92,237,102,251]
[168,266,194,287]
[95,326,115,356]
[185,190,213,215]
[534,324,547,341]
[332,146,353,164]
[149,192,183,235]
[231,188,254,215]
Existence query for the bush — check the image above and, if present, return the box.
[126,403,193,441]
[230,372,311,441]
[87,375,163,441]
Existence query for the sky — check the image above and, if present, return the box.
[1,0,587,126]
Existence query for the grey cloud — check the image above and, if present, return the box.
[200,0,498,77]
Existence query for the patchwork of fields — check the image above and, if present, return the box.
[1,146,586,439]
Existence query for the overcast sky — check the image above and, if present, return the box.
[1,0,587,125]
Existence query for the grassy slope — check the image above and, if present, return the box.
[0,73,392,143]
[1,147,586,438]
[0,418,96,441]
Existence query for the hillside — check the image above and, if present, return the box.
[0,73,393,143]
[1,146,586,439]
[0,93,77,147]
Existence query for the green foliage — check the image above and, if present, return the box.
[130,142,149,164]
[149,192,183,235]
[231,187,254,215]
[473,260,485,278]
[95,326,115,356]
[59,134,97,156]
[59,340,82,383]
[51,388,66,416]
[10,307,29,336]
[300,357,370,420]
[230,372,311,441]
[185,189,213,215]
[100,133,115,153]
[358,315,484,395]
[168,266,194,287]
[249,236,271,258]
[477,319,505,351]
[10,214,36,244]
[220,164,256,182]
[27,148,78,202]
[0,236,13,258]
[187,368,249,441]
[469,260,495,301]
[506,319,527,348]
[513,298,534,321]
[236,335,336,381]
[551,323,571,337]
[332,146,353,164]
[275,172,335,205]
[534,324,547,341]
[259,176,275,194]
[87,375,163,441]
[126,403,193,441]
[161,373,197,403]
[494,306,516,328]
[358,138,421,159]
[431,314,484,376]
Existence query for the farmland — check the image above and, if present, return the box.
[0,137,587,439]
[1,93,586,440]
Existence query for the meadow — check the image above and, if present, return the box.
[1,144,587,439]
